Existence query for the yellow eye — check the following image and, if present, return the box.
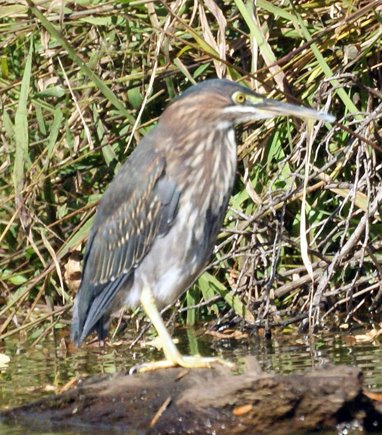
[233,92,246,104]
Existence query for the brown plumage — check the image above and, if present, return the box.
[71,79,333,369]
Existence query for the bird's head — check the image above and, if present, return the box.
[161,79,334,131]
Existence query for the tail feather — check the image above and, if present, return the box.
[71,273,131,345]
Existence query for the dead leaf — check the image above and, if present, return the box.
[64,249,82,292]
[364,390,382,401]
[206,329,248,340]
[0,353,10,368]
[354,328,382,343]
[233,404,253,416]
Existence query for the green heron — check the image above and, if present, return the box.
[71,79,334,370]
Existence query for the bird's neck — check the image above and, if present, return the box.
[168,126,237,211]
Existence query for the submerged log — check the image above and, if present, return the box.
[1,357,382,433]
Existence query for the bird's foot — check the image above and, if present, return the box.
[129,355,234,374]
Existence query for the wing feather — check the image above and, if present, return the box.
[72,139,180,344]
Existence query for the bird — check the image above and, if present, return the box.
[71,79,334,371]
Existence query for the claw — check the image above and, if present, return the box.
[130,355,234,374]
[134,286,234,374]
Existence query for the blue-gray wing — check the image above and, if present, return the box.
[71,141,180,344]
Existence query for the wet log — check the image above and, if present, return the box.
[1,357,382,433]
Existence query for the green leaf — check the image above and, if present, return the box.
[58,216,94,257]
[25,0,133,122]
[186,289,197,326]
[13,39,33,201]
[47,108,64,162]
[197,274,219,316]
[198,272,255,324]
[293,10,361,119]
[36,86,66,98]
[193,63,210,79]
[79,16,114,26]
[127,86,143,110]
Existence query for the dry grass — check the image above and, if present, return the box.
[0,0,381,342]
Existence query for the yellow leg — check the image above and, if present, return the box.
[132,285,234,373]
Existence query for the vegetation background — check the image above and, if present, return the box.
[0,0,381,345]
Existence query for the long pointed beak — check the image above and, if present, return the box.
[248,95,335,123]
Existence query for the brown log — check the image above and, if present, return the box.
[1,357,382,433]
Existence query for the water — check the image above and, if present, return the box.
[1,326,382,408]
[0,326,382,431]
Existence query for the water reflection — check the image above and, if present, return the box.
[1,327,382,410]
